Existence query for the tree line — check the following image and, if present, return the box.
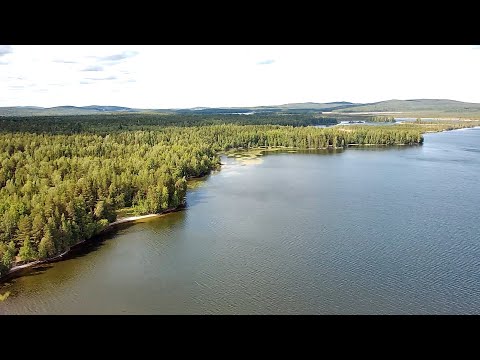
[0,113,338,135]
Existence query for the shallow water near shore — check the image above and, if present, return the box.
[1,127,480,314]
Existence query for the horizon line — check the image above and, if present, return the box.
[1,98,479,110]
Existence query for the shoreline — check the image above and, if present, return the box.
[107,213,162,226]
[424,125,480,133]
[0,206,182,284]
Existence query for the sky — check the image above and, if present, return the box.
[1,45,480,108]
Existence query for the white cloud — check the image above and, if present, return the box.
[82,65,104,72]
[53,59,78,64]
[257,59,275,65]
[97,50,138,62]
[0,45,479,108]
[85,76,117,81]
[0,45,13,57]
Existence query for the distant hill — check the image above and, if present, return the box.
[0,103,355,116]
[0,106,136,116]
[175,102,359,115]
[72,105,139,112]
[0,106,57,116]
[255,101,357,110]
[333,99,480,116]
[1,99,480,117]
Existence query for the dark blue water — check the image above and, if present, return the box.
[1,127,479,314]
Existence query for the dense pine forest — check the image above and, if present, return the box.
[1,114,479,277]
[0,113,338,134]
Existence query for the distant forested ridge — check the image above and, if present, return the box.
[2,99,480,118]
[0,114,338,134]
[1,115,479,278]
[333,99,480,117]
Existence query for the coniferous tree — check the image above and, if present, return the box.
[18,237,36,262]
[38,227,56,259]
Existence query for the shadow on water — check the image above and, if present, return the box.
[259,146,415,157]
[0,220,148,285]
[0,264,54,287]
[15,264,54,279]
[186,192,215,207]
[261,148,346,157]
[346,144,419,152]
[1,208,190,292]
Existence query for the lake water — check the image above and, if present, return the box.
[1,128,480,314]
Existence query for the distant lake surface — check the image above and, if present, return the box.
[1,127,480,314]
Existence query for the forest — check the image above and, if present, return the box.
[0,113,338,134]
[1,116,479,277]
